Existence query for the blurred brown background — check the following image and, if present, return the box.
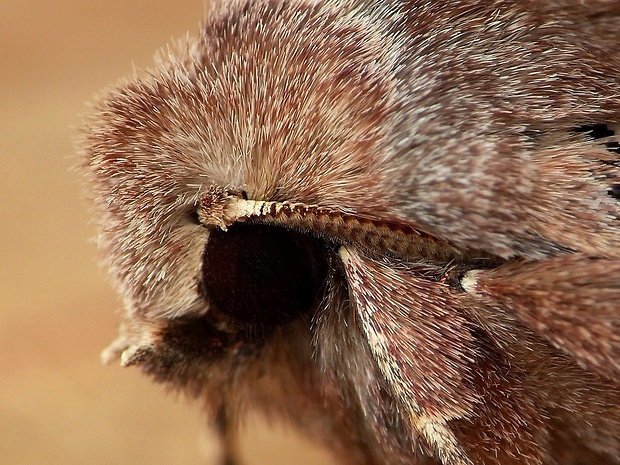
[0,2,337,464]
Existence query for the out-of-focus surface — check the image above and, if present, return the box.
[0,2,337,464]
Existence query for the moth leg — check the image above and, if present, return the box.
[337,246,478,464]
[214,405,241,465]
[461,254,620,383]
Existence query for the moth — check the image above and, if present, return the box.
[79,0,620,464]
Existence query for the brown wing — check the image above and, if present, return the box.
[390,1,620,260]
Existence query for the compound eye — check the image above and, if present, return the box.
[201,223,326,326]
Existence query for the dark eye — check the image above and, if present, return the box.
[201,223,327,326]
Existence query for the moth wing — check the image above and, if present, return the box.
[548,0,620,15]
[394,2,620,260]
[523,141,620,260]
[463,254,620,383]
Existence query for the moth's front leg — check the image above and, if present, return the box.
[460,255,620,464]
[461,254,620,384]
[214,405,241,465]
[338,247,550,465]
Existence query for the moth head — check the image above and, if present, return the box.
[80,1,406,378]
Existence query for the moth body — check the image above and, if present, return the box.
[81,1,620,464]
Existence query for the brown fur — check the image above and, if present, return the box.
[80,1,620,464]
